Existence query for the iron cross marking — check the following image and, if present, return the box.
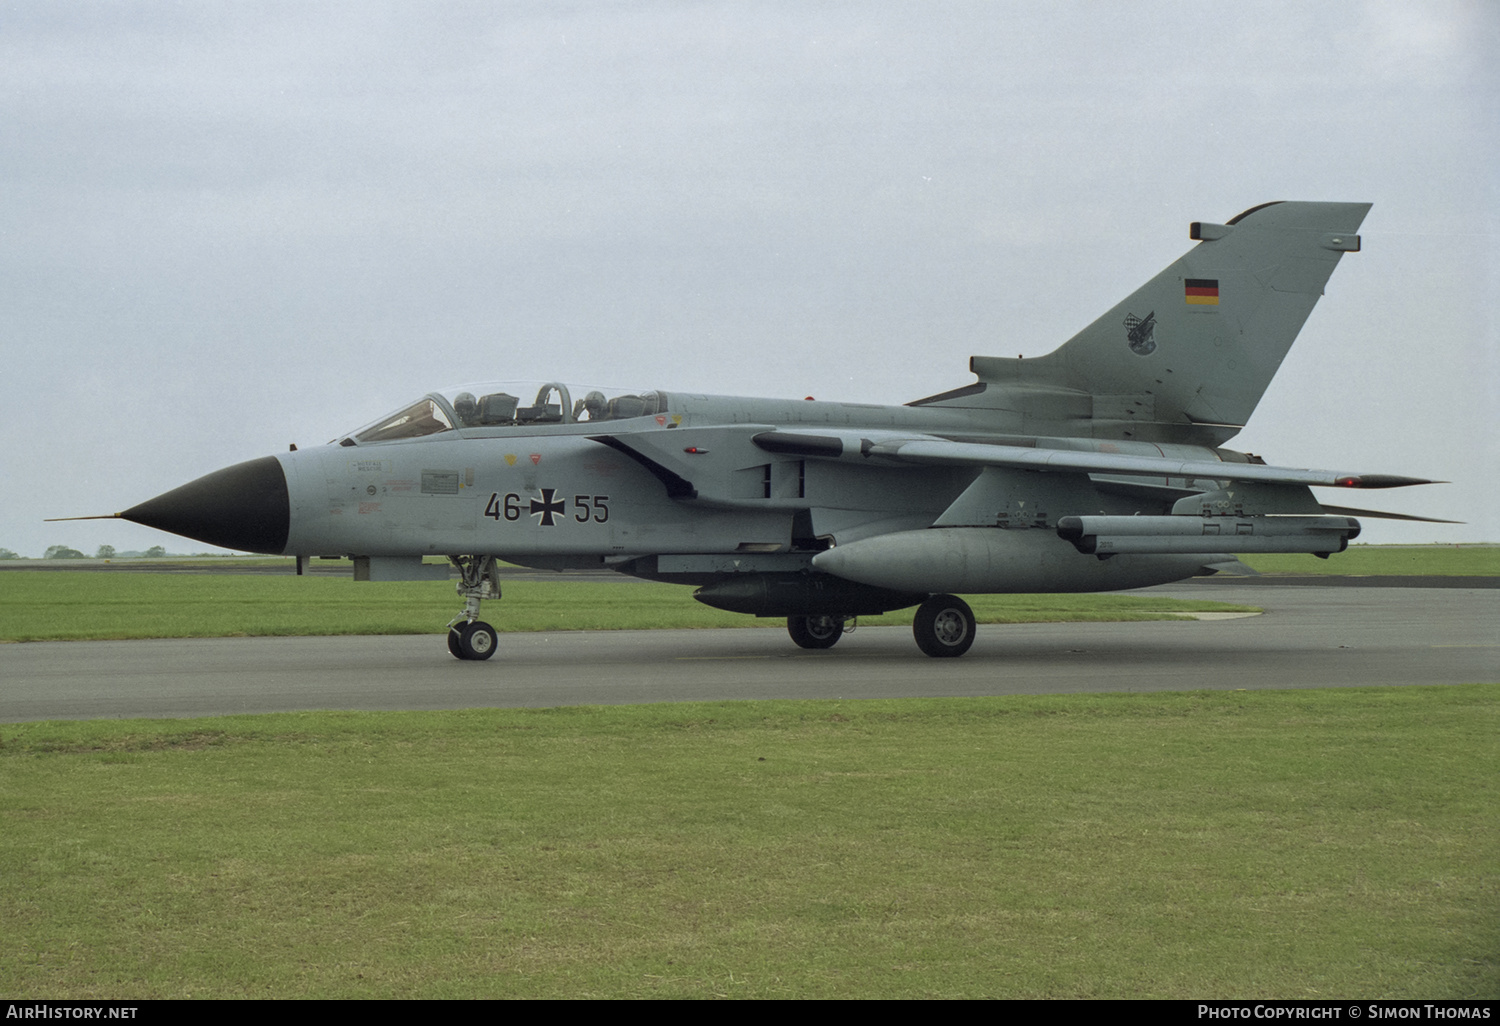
[529,488,566,527]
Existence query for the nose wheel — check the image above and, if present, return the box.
[446,555,502,661]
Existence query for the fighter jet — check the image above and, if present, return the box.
[100,201,1442,659]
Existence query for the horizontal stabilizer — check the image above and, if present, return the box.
[1318,504,1462,524]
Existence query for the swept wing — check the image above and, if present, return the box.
[752,429,1436,491]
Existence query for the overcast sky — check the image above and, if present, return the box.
[4,0,1495,557]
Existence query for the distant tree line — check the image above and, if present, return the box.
[2,545,172,560]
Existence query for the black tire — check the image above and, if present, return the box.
[458,621,498,661]
[913,595,975,658]
[787,615,843,650]
[447,627,464,659]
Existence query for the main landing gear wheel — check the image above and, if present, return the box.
[452,620,498,661]
[787,615,844,650]
[913,594,976,658]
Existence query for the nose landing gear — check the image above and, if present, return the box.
[446,555,501,661]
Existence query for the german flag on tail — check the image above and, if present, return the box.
[1184,278,1219,305]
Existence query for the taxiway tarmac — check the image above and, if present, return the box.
[2,583,1495,722]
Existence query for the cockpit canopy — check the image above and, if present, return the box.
[344,382,668,445]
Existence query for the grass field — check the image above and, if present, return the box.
[0,573,1257,643]
[2,549,1493,998]
[2,686,1495,999]
[1241,545,1499,576]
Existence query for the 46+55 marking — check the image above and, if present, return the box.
[484,489,609,527]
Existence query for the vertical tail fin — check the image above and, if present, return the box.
[955,201,1371,444]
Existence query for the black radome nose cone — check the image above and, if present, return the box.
[121,456,290,554]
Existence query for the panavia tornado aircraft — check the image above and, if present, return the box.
[95,201,1442,660]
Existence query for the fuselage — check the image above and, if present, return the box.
[122,381,1236,606]
[285,386,1230,565]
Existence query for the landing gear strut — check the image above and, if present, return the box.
[446,555,500,661]
[787,615,853,650]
